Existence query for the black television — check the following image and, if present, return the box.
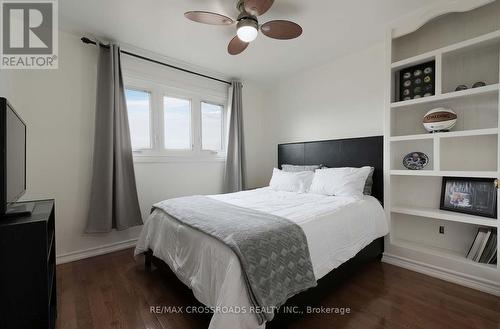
[0,97,30,217]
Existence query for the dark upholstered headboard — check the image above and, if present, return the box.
[277,136,384,205]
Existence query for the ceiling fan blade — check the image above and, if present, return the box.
[184,11,234,25]
[261,20,303,40]
[228,36,249,55]
[244,0,274,16]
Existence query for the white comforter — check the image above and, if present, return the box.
[135,188,388,329]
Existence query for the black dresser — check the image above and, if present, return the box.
[0,200,56,329]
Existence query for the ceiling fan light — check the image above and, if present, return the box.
[237,19,258,42]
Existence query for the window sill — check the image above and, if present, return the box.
[133,154,226,164]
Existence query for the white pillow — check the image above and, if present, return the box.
[269,168,314,193]
[281,164,321,172]
[309,167,372,198]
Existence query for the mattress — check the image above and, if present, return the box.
[135,187,388,329]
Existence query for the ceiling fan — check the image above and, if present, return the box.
[184,0,303,55]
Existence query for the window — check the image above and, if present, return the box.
[124,77,227,160]
[164,96,192,150]
[201,102,223,152]
[125,89,151,150]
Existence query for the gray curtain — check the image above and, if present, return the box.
[224,81,245,193]
[86,43,142,233]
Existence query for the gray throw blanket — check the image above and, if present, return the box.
[153,195,317,324]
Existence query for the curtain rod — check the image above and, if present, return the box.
[81,37,231,86]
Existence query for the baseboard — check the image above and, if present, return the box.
[56,238,138,265]
[382,253,500,297]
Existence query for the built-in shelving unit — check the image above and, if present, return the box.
[384,7,500,296]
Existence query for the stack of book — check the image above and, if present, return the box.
[466,228,497,264]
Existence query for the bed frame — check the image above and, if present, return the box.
[145,135,384,327]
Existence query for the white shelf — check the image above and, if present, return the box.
[391,239,497,270]
[390,128,499,142]
[439,128,499,138]
[391,55,436,71]
[390,134,434,142]
[391,205,498,227]
[390,170,498,178]
[391,84,499,109]
[391,29,500,70]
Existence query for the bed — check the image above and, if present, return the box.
[135,136,387,329]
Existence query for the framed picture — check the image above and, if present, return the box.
[398,60,435,102]
[440,177,497,218]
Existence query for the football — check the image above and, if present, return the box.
[422,107,457,132]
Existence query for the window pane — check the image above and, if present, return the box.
[164,96,191,149]
[201,102,223,151]
[125,89,151,150]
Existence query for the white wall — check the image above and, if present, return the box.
[0,30,266,261]
[258,43,386,180]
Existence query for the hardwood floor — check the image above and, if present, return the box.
[56,249,500,329]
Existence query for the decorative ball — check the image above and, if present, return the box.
[423,108,457,132]
[472,81,486,88]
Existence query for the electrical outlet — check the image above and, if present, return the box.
[439,226,445,234]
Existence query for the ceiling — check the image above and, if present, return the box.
[60,0,440,82]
